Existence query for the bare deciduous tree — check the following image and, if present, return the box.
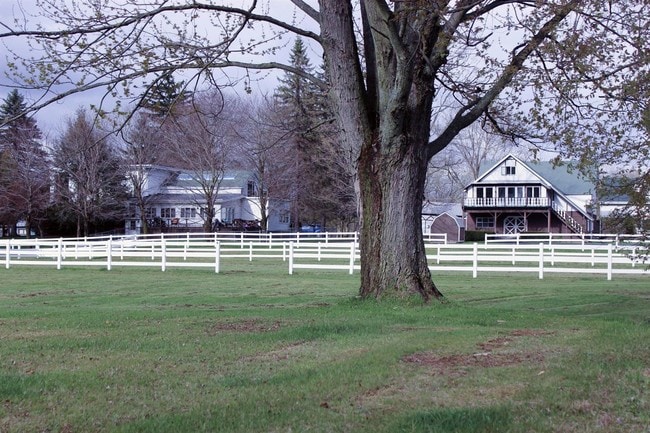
[162,91,233,232]
[119,112,164,234]
[230,96,293,232]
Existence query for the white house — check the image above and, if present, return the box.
[125,165,291,234]
[463,155,599,234]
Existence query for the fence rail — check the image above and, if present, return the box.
[485,232,646,249]
[1,233,647,280]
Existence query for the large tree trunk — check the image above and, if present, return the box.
[358,133,443,302]
[320,0,444,301]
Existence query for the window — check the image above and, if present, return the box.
[247,180,257,197]
[279,212,290,224]
[501,159,516,175]
[161,208,175,218]
[475,217,495,230]
[221,207,235,223]
[180,208,196,218]
[526,186,540,198]
[475,187,493,201]
[498,187,506,198]
[129,220,136,230]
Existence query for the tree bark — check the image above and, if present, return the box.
[320,0,444,301]
[358,136,443,302]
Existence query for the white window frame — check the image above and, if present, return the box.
[475,217,495,230]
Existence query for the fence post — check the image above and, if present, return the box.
[550,246,555,266]
[607,243,613,281]
[57,238,63,270]
[318,243,322,262]
[591,248,595,267]
[107,237,113,271]
[282,242,287,262]
[538,243,544,279]
[349,242,355,275]
[240,232,245,249]
[5,239,11,269]
[214,241,220,274]
[288,242,294,275]
[472,243,478,278]
[161,238,167,272]
[511,245,516,265]
[437,245,441,265]
[249,241,253,262]
[269,232,273,249]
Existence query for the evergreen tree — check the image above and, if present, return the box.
[0,90,49,237]
[52,109,127,236]
[274,38,356,229]
[140,73,191,116]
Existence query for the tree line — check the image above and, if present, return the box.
[2,35,516,239]
[0,39,359,237]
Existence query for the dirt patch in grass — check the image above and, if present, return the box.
[206,318,283,334]
[402,329,553,376]
[402,351,544,375]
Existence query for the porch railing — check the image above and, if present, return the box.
[463,197,551,207]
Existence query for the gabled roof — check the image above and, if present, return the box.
[473,154,594,195]
[422,201,463,217]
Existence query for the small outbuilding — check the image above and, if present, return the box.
[422,202,465,243]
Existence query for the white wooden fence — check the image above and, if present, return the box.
[0,233,647,280]
[485,232,644,249]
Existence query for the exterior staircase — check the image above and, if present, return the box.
[551,201,584,233]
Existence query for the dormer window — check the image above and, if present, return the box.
[502,159,516,175]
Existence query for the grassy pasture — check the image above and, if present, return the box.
[0,260,649,433]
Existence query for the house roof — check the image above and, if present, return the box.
[143,164,254,190]
[422,201,463,217]
[145,193,247,205]
[475,154,595,195]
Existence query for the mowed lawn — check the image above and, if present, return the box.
[0,260,648,433]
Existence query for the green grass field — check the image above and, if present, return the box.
[1,261,648,432]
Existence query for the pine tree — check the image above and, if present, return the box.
[274,38,356,229]
[140,73,191,116]
[0,90,48,237]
